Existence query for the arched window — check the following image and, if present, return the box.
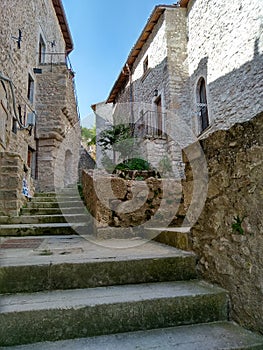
[197,78,209,132]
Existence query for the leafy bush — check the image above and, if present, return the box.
[115,158,151,171]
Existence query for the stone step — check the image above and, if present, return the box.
[30,196,59,203]
[0,280,228,346]
[20,207,86,216]
[96,227,193,245]
[149,227,193,251]
[2,322,263,350]
[0,223,89,236]
[0,214,89,225]
[30,196,80,203]
[34,192,57,197]
[26,201,84,209]
[0,244,197,293]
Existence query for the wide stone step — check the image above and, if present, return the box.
[30,196,81,203]
[26,201,84,209]
[20,207,86,215]
[0,243,197,293]
[30,196,59,203]
[0,214,89,225]
[34,192,57,197]
[0,280,228,346]
[2,322,263,350]
[149,227,193,251]
[0,223,89,236]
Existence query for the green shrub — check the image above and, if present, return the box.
[115,158,151,171]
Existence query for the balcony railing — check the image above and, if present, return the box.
[134,110,167,139]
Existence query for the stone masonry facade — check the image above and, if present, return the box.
[90,0,263,334]
[82,111,263,334]
[0,0,80,214]
[104,0,262,175]
[182,112,263,334]
[82,170,183,234]
[187,0,263,136]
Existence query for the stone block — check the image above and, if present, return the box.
[110,177,127,199]
[0,190,19,201]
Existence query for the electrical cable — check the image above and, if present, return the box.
[0,71,35,129]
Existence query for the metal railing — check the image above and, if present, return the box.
[134,110,167,139]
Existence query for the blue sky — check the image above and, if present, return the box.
[62,0,175,127]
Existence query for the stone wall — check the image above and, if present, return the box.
[186,0,263,135]
[36,64,80,191]
[78,146,96,182]
[111,8,190,173]
[0,0,79,205]
[82,170,182,232]
[183,112,263,333]
[0,153,24,216]
[114,8,189,117]
[108,0,262,150]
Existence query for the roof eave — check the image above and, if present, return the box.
[106,5,179,104]
[52,0,74,54]
[179,0,190,8]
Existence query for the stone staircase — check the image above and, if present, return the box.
[0,190,91,236]
[0,193,263,348]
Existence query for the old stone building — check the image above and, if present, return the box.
[104,0,262,172]
[0,0,80,215]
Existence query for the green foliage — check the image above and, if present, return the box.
[81,125,96,145]
[115,158,151,171]
[98,124,140,159]
[98,124,131,150]
[232,215,246,235]
[135,176,145,181]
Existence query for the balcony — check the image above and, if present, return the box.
[134,110,167,139]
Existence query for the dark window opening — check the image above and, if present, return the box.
[12,118,17,134]
[27,146,37,179]
[156,96,162,136]
[198,78,209,132]
[27,74,34,103]
[38,35,46,64]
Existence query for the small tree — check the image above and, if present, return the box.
[81,126,96,160]
[81,125,96,146]
[98,123,153,173]
[98,124,137,161]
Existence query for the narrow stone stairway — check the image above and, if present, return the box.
[0,233,263,348]
[0,190,91,236]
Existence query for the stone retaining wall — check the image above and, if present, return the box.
[82,170,183,230]
[183,112,263,333]
[82,113,262,333]
[187,0,263,135]
[0,0,79,211]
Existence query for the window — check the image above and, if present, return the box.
[12,118,17,134]
[38,35,46,64]
[27,74,34,103]
[143,56,148,74]
[154,96,165,138]
[27,146,37,179]
[197,78,209,132]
